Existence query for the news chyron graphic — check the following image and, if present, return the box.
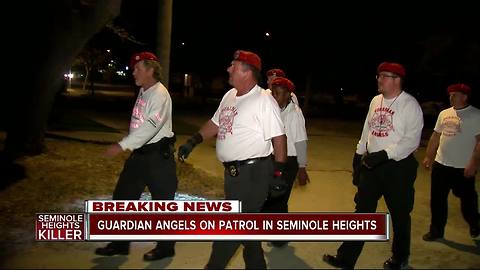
[36,200,389,241]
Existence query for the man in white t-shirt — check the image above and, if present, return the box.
[422,83,480,241]
[266,68,300,105]
[323,62,423,269]
[262,77,309,247]
[95,52,177,261]
[178,50,287,269]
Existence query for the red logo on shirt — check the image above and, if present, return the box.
[369,107,395,137]
[218,106,238,140]
[442,115,461,136]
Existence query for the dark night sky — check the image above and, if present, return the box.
[114,1,479,102]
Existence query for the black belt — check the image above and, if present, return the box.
[223,156,271,177]
[223,155,271,168]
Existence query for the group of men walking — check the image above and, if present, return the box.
[93,50,479,269]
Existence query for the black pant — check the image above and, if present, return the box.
[206,157,271,269]
[337,154,418,267]
[111,140,178,251]
[262,156,298,213]
[429,161,479,235]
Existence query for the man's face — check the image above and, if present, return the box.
[271,86,291,108]
[376,72,399,94]
[132,61,153,87]
[227,60,248,87]
[449,91,467,107]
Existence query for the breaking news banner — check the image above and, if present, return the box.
[84,200,241,213]
[87,213,389,241]
[35,200,389,242]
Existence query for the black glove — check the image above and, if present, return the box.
[178,133,203,161]
[362,150,388,169]
[269,161,288,198]
[352,153,362,186]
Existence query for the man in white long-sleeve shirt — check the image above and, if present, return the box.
[95,52,177,261]
[324,62,423,269]
[262,77,309,247]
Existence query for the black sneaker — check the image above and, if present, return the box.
[322,254,353,269]
[470,226,480,240]
[383,256,409,269]
[95,242,129,256]
[422,231,443,241]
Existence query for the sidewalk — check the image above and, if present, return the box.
[2,115,479,269]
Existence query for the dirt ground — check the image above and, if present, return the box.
[1,111,479,269]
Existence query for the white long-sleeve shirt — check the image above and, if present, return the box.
[356,91,423,161]
[119,82,174,151]
[280,102,308,159]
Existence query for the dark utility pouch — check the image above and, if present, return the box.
[224,162,239,177]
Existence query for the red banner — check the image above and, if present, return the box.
[87,213,388,241]
[36,213,85,241]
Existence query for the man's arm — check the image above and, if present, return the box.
[178,120,218,161]
[272,134,287,163]
[199,120,219,141]
[422,131,441,169]
[464,135,480,177]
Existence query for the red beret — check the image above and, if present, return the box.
[447,83,471,95]
[377,62,406,78]
[130,51,158,69]
[271,77,295,92]
[266,68,286,78]
[233,50,262,71]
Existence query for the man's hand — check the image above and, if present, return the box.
[352,153,363,186]
[297,167,310,185]
[178,133,203,162]
[422,157,433,169]
[270,161,287,198]
[178,141,194,162]
[362,150,388,169]
[105,143,123,157]
[464,160,478,178]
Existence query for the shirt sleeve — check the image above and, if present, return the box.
[385,99,424,161]
[261,94,285,140]
[356,99,374,155]
[294,140,308,167]
[290,106,308,143]
[119,91,169,151]
[433,110,444,133]
[211,89,232,126]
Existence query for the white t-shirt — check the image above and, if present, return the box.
[119,82,174,151]
[434,105,480,168]
[356,91,424,161]
[281,102,308,156]
[212,85,285,162]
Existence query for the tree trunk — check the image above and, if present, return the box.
[83,65,89,91]
[5,0,121,158]
[156,0,173,88]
